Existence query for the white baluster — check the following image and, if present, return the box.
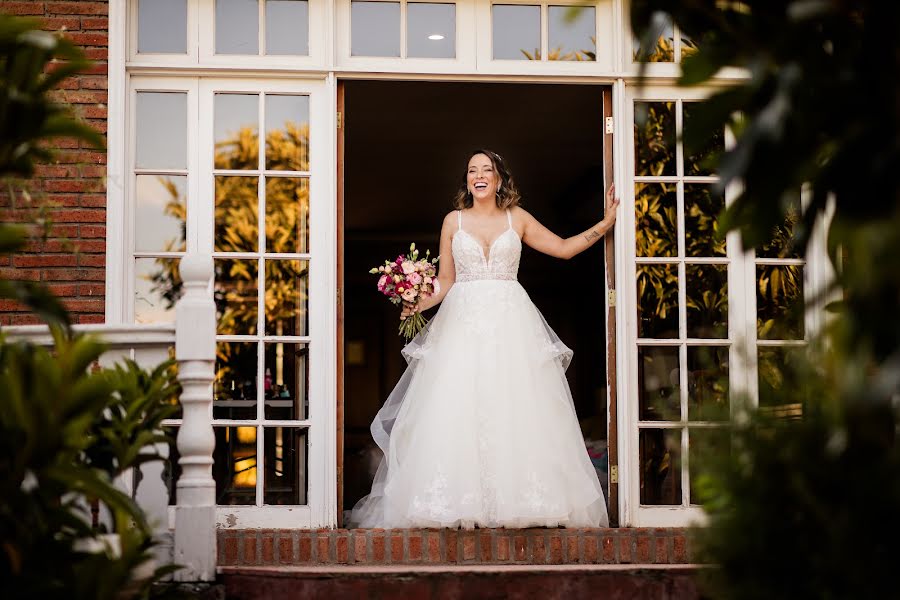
[174,253,217,581]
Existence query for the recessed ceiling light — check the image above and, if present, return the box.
[428,34,445,41]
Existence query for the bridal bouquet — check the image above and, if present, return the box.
[369,243,439,340]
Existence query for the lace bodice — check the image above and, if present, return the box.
[452,209,521,282]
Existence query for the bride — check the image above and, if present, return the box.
[350,149,620,529]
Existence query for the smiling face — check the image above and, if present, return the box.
[466,153,501,203]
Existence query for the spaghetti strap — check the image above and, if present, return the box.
[457,210,463,231]
[506,208,513,229]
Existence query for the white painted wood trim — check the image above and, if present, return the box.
[106,0,128,324]
[3,323,176,347]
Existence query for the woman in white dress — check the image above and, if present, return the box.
[350,149,620,529]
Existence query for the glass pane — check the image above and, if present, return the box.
[266,0,309,55]
[683,103,724,176]
[265,259,309,336]
[639,428,682,505]
[681,34,699,60]
[758,201,802,259]
[215,94,259,170]
[635,182,677,257]
[408,3,456,59]
[686,264,728,339]
[632,14,673,62]
[757,265,804,340]
[265,344,308,420]
[758,346,807,415]
[684,185,725,257]
[135,175,187,252]
[351,1,401,57]
[492,4,540,60]
[688,427,728,504]
[687,346,729,421]
[138,0,187,54]
[264,427,307,504]
[216,0,259,55]
[214,342,258,420]
[215,176,259,253]
[213,426,257,505]
[134,257,182,324]
[266,178,309,254]
[215,259,259,335]
[634,101,676,176]
[136,92,187,170]
[638,346,680,421]
[637,263,679,339]
[548,5,596,61]
[265,95,310,171]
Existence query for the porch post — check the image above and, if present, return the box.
[174,253,217,581]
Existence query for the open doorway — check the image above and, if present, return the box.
[339,80,612,522]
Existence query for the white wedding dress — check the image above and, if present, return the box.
[350,209,609,529]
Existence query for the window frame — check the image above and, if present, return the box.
[335,0,477,72]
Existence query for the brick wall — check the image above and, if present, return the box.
[1,2,109,325]
[218,528,694,567]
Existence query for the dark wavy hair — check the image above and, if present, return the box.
[452,149,522,210]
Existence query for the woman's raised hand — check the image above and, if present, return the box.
[400,300,419,321]
[604,182,620,224]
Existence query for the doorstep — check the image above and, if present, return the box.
[217,528,693,567]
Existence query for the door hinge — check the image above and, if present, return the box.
[608,289,617,307]
[336,111,342,129]
[605,116,614,134]
[610,465,619,484]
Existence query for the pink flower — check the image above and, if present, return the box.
[401,288,417,302]
[401,260,415,274]
[377,274,388,291]
[407,272,422,285]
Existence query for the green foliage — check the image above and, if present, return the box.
[0,329,182,599]
[0,15,104,178]
[631,2,900,596]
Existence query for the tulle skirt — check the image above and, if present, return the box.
[349,279,609,529]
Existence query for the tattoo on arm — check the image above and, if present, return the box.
[583,229,601,243]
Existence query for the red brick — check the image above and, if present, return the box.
[261,536,274,564]
[336,535,349,564]
[42,17,81,31]
[583,536,599,564]
[513,535,526,561]
[531,534,546,564]
[13,255,76,268]
[65,32,108,47]
[619,536,633,563]
[277,536,293,564]
[549,535,563,564]
[497,535,510,561]
[78,254,106,267]
[445,530,458,563]
[408,531,423,562]
[461,532,476,561]
[47,2,109,15]
[371,533,386,563]
[479,532,492,562]
[81,17,109,29]
[316,533,331,563]
[426,531,441,563]
[353,531,367,563]
[655,537,668,564]
[298,534,312,563]
[673,534,687,563]
[223,537,238,565]
[242,536,257,565]
[77,314,104,324]
[636,536,652,563]
[49,208,105,223]
[4,2,44,15]
[386,532,401,562]
[79,225,106,238]
[602,536,616,563]
[566,534,580,563]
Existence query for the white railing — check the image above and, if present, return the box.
[3,252,218,582]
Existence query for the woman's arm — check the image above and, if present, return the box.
[402,212,456,319]
[521,183,620,260]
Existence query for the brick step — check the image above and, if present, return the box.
[218,528,692,567]
[220,564,704,599]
